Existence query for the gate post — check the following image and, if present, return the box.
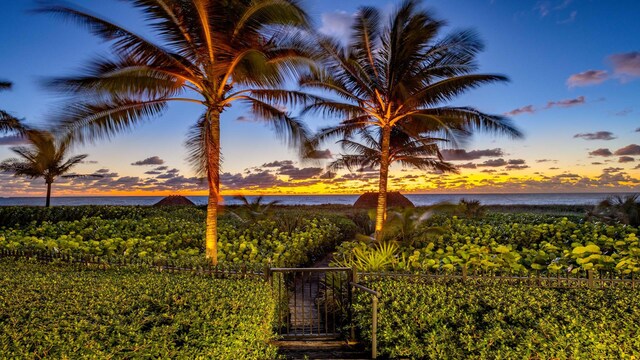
[350,266,358,341]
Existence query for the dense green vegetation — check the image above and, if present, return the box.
[335,213,640,274]
[0,258,277,359]
[353,278,640,359]
[0,206,356,267]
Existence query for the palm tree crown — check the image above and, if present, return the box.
[0,123,89,207]
[302,0,522,238]
[328,127,457,174]
[39,0,315,263]
[0,81,23,133]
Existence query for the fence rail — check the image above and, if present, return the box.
[359,267,639,289]
[0,249,264,279]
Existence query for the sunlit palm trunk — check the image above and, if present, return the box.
[375,126,392,241]
[45,181,52,208]
[205,109,221,264]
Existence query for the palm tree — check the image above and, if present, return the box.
[302,0,522,240]
[328,126,456,175]
[0,125,91,207]
[0,81,23,132]
[39,0,314,264]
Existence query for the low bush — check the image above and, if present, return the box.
[335,214,640,274]
[0,206,355,267]
[0,258,277,359]
[354,278,640,359]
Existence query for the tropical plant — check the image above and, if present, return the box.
[39,0,315,264]
[0,121,95,207]
[588,194,640,227]
[230,195,280,221]
[329,127,455,174]
[0,81,23,133]
[302,0,522,240]
[454,199,486,219]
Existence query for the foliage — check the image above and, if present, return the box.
[454,198,486,219]
[0,258,277,359]
[0,120,96,207]
[0,206,351,267]
[335,213,640,274]
[588,193,640,227]
[302,0,522,238]
[230,195,281,222]
[353,278,640,359]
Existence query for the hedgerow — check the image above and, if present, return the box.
[0,207,355,267]
[353,278,640,359]
[335,214,640,274]
[0,258,277,359]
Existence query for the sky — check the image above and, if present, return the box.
[0,0,639,197]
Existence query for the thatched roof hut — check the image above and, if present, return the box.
[353,192,414,208]
[153,195,195,206]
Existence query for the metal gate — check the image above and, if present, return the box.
[268,267,352,339]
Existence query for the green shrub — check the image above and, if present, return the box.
[0,207,354,267]
[0,258,277,359]
[335,213,640,274]
[354,278,640,359]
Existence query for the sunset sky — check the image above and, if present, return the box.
[1,0,639,197]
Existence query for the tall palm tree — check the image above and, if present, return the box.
[0,124,90,207]
[39,0,314,264]
[302,0,522,239]
[328,127,456,174]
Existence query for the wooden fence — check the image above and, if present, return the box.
[0,249,264,279]
[359,266,639,289]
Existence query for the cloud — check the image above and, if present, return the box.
[608,52,640,80]
[619,156,635,163]
[319,171,336,179]
[636,128,640,132]
[154,166,168,171]
[478,158,508,167]
[441,148,503,161]
[566,70,608,87]
[505,105,535,116]
[457,162,477,169]
[506,164,530,170]
[221,171,284,189]
[306,149,332,160]
[536,159,556,163]
[144,170,162,175]
[557,10,577,24]
[278,166,323,180]
[262,160,293,168]
[589,148,612,157]
[614,144,640,156]
[507,159,526,165]
[573,131,616,141]
[131,156,164,166]
[318,11,354,40]
[546,96,585,109]
[615,108,632,116]
[0,135,28,146]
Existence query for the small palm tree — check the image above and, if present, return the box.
[39,1,314,264]
[0,124,92,207]
[588,194,639,227]
[231,195,280,221]
[302,0,522,240]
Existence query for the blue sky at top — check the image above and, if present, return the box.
[0,0,639,195]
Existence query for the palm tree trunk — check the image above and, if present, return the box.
[205,108,221,264]
[374,126,392,241]
[45,181,52,208]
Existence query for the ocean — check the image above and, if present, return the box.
[0,193,633,207]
